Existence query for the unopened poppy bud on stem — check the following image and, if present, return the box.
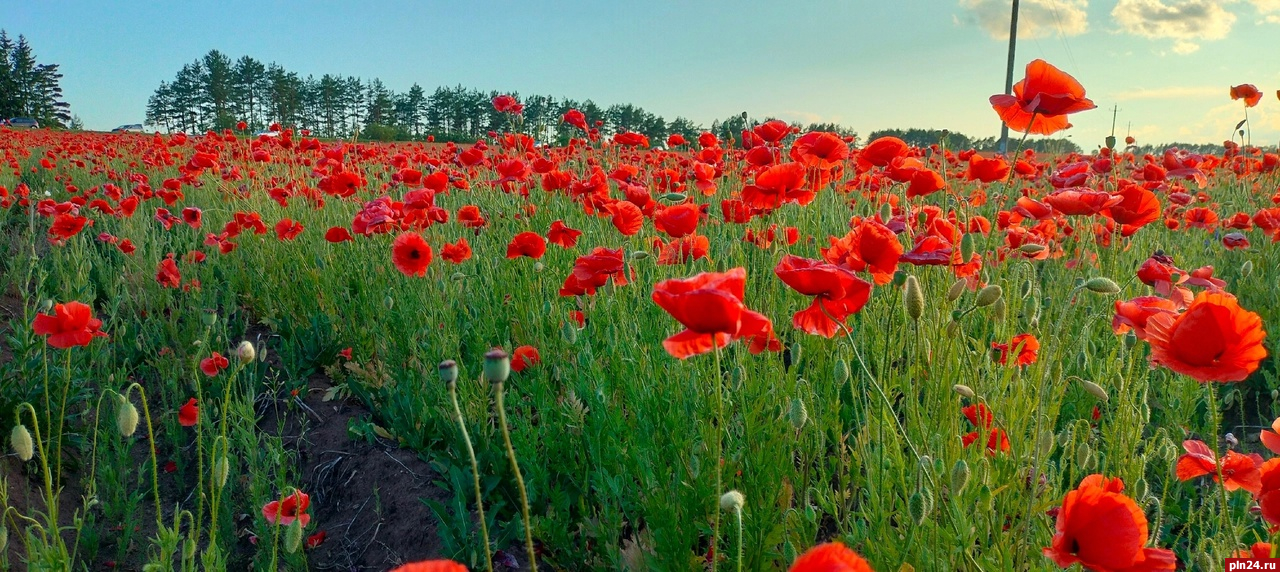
[1019,243,1046,255]
[788,397,808,431]
[484,349,510,384]
[975,285,1003,308]
[1083,277,1120,294]
[438,360,459,385]
[719,490,745,513]
[629,251,649,261]
[946,279,967,302]
[235,340,255,364]
[116,397,139,437]
[1079,379,1109,402]
[953,384,976,399]
[960,233,975,262]
[285,518,303,553]
[903,275,924,321]
[11,424,33,461]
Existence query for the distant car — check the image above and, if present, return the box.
[6,118,39,129]
[112,124,144,133]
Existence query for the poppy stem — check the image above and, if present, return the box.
[54,349,72,488]
[494,381,537,571]
[1205,383,1237,541]
[711,340,725,572]
[450,377,493,572]
[126,383,165,528]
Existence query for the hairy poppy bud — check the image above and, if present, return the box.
[450,272,468,282]
[992,297,1006,322]
[879,201,893,223]
[1080,379,1109,402]
[629,251,650,261]
[257,342,268,362]
[719,490,745,513]
[116,398,139,437]
[1020,279,1033,299]
[484,349,510,384]
[533,261,544,273]
[788,397,808,431]
[946,279,967,302]
[285,518,303,553]
[39,299,53,314]
[1019,243,1046,255]
[213,455,230,488]
[903,275,924,321]
[1083,277,1120,294]
[953,384,976,399]
[1241,260,1253,277]
[975,285,1002,308]
[833,359,850,384]
[0,524,7,551]
[11,424,33,461]
[235,340,256,364]
[945,320,961,338]
[1076,442,1093,469]
[383,295,394,310]
[438,360,459,385]
[908,489,932,525]
[1037,429,1055,456]
[661,192,687,202]
[950,460,970,493]
[183,537,197,560]
[561,322,577,344]
[959,233,975,263]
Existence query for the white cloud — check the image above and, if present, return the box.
[1111,0,1236,53]
[957,0,1089,39]
[1113,86,1223,100]
[1248,0,1280,22]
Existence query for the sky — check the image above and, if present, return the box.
[8,0,1280,148]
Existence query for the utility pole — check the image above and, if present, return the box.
[998,0,1020,155]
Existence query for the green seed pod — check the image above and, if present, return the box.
[879,201,893,222]
[285,517,303,553]
[992,297,1006,322]
[1123,330,1137,349]
[891,271,907,288]
[1241,260,1253,278]
[946,279,967,302]
[533,261,545,273]
[908,489,933,525]
[788,397,808,431]
[960,233,975,262]
[950,460,971,494]
[1105,135,1117,150]
[200,309,218,327]
[629,250,650,261]
[1020,279,1033,299]
[116,398,139,437]
[11,424,33,461]
[952,384,976,399]
[1083,277,1120,294]
[903,275,924,321]
[438,360,459,385]
[719,490,745,513]
[484,349,511,384]
[833,359,850,384]
[1080,379,1109,402]
[975,285,1002,308]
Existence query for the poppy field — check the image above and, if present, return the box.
[3,60,1280,571]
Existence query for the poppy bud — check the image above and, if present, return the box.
[945,320,961,338]
[213,455,229,488]
[950,460,970,493]
[183,537,197,560]
[11,424,33,461]
[833,359,850,384]
[533,262,544,273]
[960,233,974,263]
[451,272,468,282]
[561,322,577,344]
[484,349,510,384]
[116,398,139,437]
[975,285,1002,308]
[903,275,924,321]
[788,397,808,431]
[1241,260,1253,277]
[383,295,394,310]
[629,251,650,261]
[946,279,966,302]
[1082,277,1120,294]
[1079,379,1109,402]
[1020,279,1033,299]
[908,489,932,525]
[438,360,459,385]
[1018,243,1046,255]
[879,201,892,222]
[39,299,53,313]
[1076,442,1093,469]
[0,525,6,551]
[201,309,218,327]
[952,384,975,399]
[661,192,687,202]
[1037,429,1055,457]
[257,342,268,362]
[285,517,303,553]
[1132,476,1149,502]
[235,340,256,364]
[992,297,1006,322]
[1272,389,1279,400]
[891,271,907,288]
[719,490,745,514]
[787,343,802,367]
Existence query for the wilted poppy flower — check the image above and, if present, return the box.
[992,333,1039,366]
[821,220,903,285]
[506,231,547,259]
[32,301,107,349]
[788,541,873,572]
[389,561,468,572]
[548,220,582,248]
[511,345,541,372]
[651,268,781,358]
[392,232,433,277]
[263,490,311,526]
[1222,232,1249,250]
[1043,475,1177,571]
[179,398,199,427]
[1144,291,1266,383]
[1230,84,1263,108]
[990,59,1096,135]
[200,352,229,377]
[774,255,873,338]
[1174,439,1261,493]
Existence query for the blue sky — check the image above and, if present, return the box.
[9,0,1280,147]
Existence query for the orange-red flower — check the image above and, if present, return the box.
[1174,439,1262,493]
[653,203,701,238]
[604,201,644,236]
[1230,84,1263,108]
[441,238,472,264]
[964,154,1010,183]
[390,561,468,572]
[200,352,229,377]
[1263,417,1280,456]
[789,131,849,171]
[511,345,541,372]
[392,232,433,277]
[560,247,628,297]
[1144,291,1267,382]
[506,231,547,259]
[990,59,1096,135]
[1260,459,1280,528]
[32,301,107,349]
[1112,296,1179,340]
[263,490,311,526]
[774,255,872,338]
[324,227,354,243]
[156,254,181,288]
[788,542,873,572]
[821,219,902,285]
[1043,475,1177,571]
[547,220,581,248]
[992,333,1039,366]
[179,398,199,427]
[742,163,814,209]
[651,268,781,359]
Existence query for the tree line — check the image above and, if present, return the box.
[0,30,71,127]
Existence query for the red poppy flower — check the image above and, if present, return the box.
[1260,459,1280,529]
[560,247,629,296]
[1174,439,1262,493]
[655,234,710,265]
[318,171,365,197]
[1104,182,1161,236]
[788,542,873,572]
[492,94,523,114]
[547,220,582,248]
[305,530,327,549]
[1144,291,1267,383]
[774,255,873,338]
[392,232,433,277]
[990,59,1096,135]
[1222,232,1249,250]
[613,131,649,147]
[1236,543,1273,560]
[821,220,902,285]
[31,301,107,349]
[179,398,199,427]
[960,403,1009,454]
[1044,188,1121,216]
[789,131,849,171]
[48,213,90,243]
[389,561,468,572]
[274,219,303,241]
[441,238,472,264]
[1263,417,1280,456]
[457,205,486,229]
[181,207,202,228]
[858,136,908,169]
[651,268,781,359]
[604,201,644,236]
[1043,475,1177,571]
[742,163,814,209]
[262,490,311,526]
[511,345,541,372]
[1230,84,1263,108]
[992,333,1039,366]
[1112,296,1179,340]
[156,254,181,288]
[965,154,1010,182]
[562,109,588,131]
[653,203,701,238]
[324,227,354,243]
[200,352,229,377]
[506,232,547,259]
